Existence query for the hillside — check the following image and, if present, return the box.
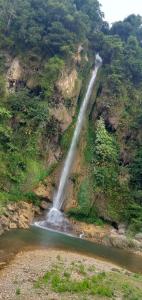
[0,0,142,236]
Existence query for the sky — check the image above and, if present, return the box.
[100,0,142,24]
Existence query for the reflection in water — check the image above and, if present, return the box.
[0,226,142,274]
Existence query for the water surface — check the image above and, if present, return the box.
[0,226,142,274]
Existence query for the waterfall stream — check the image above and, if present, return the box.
[35,54,102,230]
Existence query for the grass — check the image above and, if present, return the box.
[35,269,112,296]
[33,261,142,299]
[0,161,57,208]
[15,288,21,295]
[34,263,113,297]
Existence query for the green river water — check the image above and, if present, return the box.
[0,226,142,273]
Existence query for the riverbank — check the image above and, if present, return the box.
[0,249,142,300]
[1,201,142,256]
[70,218,142,255]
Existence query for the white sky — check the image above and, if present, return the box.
[100,0,142,24]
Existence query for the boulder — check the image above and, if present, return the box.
[17,202,34,229]
[9,223,17,229]
[34,183,53,201]
[118,223,126,235]
[135,233,142,241]
[0,216,10,229]
[18,215,30,229]
[109,233,142,250]
[109,235,129,249]
[7,203,16,212]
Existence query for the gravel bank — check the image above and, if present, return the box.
[0,249,124,300]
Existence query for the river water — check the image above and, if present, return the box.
[0,226,142,274]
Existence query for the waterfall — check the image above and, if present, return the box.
[35,54,102,230]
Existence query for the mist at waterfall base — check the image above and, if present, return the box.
[35,54,102,233]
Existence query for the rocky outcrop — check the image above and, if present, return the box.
[0,201,40,234]
[106,230,142,252]
[70,218,142,253]
[6,58,24,92]
[34,177,55,201]
[49,104,72,132]
[57,69,78,99]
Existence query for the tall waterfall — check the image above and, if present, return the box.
[35,54,102,229]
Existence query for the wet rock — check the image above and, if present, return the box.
[0,216,10,229]
[34,206,41,216]
[40,201,49,210]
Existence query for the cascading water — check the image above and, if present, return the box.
[35,54,102,231]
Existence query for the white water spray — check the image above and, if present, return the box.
[36,54,102,229]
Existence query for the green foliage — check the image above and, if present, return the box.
[95,118,119,164]
[34,262,142,299]
[0,0,103,55]
[84,122,95,163]
[60,119,76,152]
[15,288,21,295]
[0,0,142,234]
[111,14,142,42]
[40,56,64,98]
[124,202,142,233]
[130,147,142,190]
[68,178,104,225]
[34,266,113,297]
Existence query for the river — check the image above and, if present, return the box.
[0,226,142,273]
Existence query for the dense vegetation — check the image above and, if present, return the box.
[0,0,103,203]
[0,0,142,233]
[69,14,142,232]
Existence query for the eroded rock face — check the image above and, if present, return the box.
[0,201,37,233]
[34,181,53,201]
[6,58,23,92]
[49,104,72,132]
[57,69,78,99]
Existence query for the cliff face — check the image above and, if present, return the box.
[0,51,86,209]
[0,0,142,236]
